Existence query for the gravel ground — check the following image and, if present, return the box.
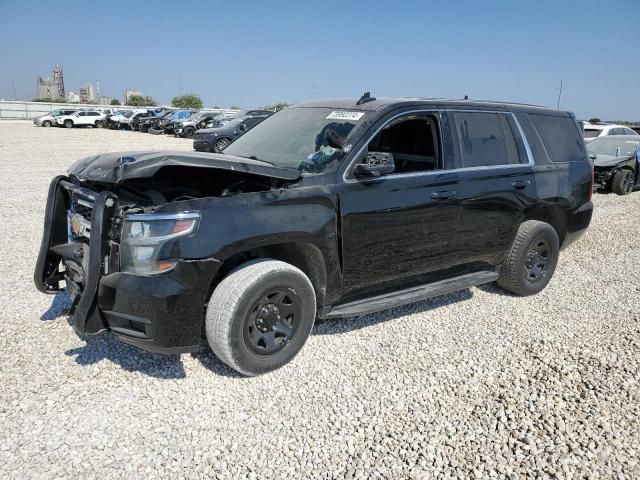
[0,121,638,479]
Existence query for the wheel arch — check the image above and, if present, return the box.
[524,205,568,247]
[209,241,329,311]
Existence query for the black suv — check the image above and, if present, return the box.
[193,112,272,152]
[35,95,593,376]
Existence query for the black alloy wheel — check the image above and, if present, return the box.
[215,138,230,152]
[244,288,301,356]
[523,239,550,283]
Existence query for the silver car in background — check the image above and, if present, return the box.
[33,109,77,127]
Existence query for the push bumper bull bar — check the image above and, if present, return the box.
[34,175,118,336]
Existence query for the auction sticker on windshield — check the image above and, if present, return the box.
[326,111,365,121]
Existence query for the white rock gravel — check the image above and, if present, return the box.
[0,121,638,479]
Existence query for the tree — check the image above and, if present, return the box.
[230,105,241,110]
[110,99,121,106]
[127,95,157,107]
[263,102,290,112]
[588,118,601,124]
[171,94,203,109]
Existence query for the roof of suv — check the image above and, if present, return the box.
[294,96,567,116]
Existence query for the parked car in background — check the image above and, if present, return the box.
[33,109,77,127]
[55,111,106,128]
[588,135,640,195]
[173,111,220,138]
[149,109,194,135]
[138,110,175,133]
[194,112,272,152]
[583,124,639,142]
[130,109,171,131]
[35,95,593,375]
[90,107,115,116]
[208,110,274,128]
[107,110,151,129]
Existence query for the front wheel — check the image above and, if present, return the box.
[215,137,230,152]
[42,120,52,127]
[183,127,195,138]
[612,169,634,195]
[206,259,316,376]
[497,220,559,296]
[63,120,73,128]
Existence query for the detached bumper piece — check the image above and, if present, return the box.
[34,176,118,336]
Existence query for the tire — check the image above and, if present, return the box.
[612,169,634,195]
[94,120,102,128]
[215,137,231,152]
[497,220,559,296]
[206,259,316,376]
[63,120,73,128]
[183,127,195,138]
[42,120,52,127]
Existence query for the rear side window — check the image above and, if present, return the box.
[584,129,601,138]
[529,114,585,163]
[452,112,520,167]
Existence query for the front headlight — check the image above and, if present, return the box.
[120,212,200,275]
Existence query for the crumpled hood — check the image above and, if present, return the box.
[67,150,301,184]
[592,154,634,167]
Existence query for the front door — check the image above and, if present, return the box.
[338,111,461,301]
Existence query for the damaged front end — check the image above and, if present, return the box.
[34,151,301,352]
[35,176,120,335]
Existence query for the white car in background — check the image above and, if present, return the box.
[108,109,149,129]
[55,111,106,128]
[583,124,639,142]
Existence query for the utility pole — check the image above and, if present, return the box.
[312,82,318,101]
[12,81,16,100]
[556,80,563,109]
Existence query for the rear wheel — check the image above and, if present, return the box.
[183,127,195,138]
[42,120,52,127]
[206,259,316,376]
[63,119,73,128]
[215,137,231,152]
[497,220,559,296]
[612,169,634,195]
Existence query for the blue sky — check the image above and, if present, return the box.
[1,0,638,119]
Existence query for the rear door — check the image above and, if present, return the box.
[448,110,537,267]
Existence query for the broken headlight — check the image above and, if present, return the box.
[120,212,200,275]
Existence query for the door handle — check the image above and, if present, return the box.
[511,180,531,189]
[431,190,456,200]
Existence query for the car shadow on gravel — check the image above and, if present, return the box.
[474,281,518,297]
[40,290,72,320]
[64,334,189,379]
[313,288,474,335]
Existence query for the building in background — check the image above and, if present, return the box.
[79,83,95,103]
[35,64,65,100]
[66,91,80,103]
[98,96,112,105]
[123,88,142,104]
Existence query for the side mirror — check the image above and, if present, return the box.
[354,152,395,179]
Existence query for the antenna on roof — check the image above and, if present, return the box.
[356,91,376,105]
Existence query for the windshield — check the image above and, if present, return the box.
[584,129,601,138]
[223,107,366,173]
[588,137,640,156]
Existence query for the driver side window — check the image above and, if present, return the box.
[361,113,441,175]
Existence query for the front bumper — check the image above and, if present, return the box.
[34,176,221,353]
[594,169,614,190]
[193,137,214,152]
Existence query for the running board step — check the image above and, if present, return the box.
[325,270,498,319]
